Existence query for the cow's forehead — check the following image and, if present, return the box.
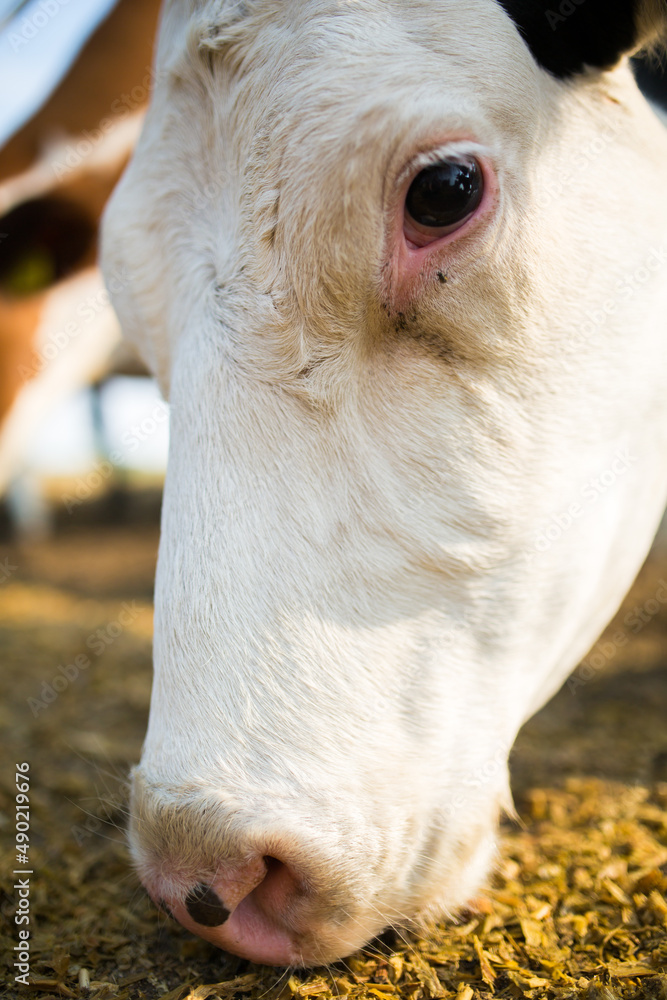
[112,0,663,397]
[158,0,545,187]
[167,0,540,112]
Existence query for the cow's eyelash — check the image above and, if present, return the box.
[396,143,490,191]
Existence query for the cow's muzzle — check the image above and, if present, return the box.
[127,771,378,966]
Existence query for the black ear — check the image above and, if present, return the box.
[496,0,667,78]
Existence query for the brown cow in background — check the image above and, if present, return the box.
[0,0,161,529]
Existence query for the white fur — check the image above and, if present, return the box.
[102,0,667,964]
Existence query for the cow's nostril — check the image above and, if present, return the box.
[256,854,297,905]
[144,850,306,963]
[185,883,231,927]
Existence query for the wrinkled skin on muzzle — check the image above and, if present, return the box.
[101,0,667,967]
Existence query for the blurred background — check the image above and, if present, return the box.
[0,4,666,996]
[0,0,164,541]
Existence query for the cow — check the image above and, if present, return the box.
[101,0,667,968]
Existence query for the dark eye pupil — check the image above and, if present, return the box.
[405,158,483,229]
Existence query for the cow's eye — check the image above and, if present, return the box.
[404,157,483,246]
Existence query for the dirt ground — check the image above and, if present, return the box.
[0,491,666,1000]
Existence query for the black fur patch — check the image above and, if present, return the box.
[496,0,640,77]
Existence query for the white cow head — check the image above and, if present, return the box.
[102,0,667,966]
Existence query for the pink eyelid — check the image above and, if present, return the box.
[384,149,498,311]
[399,153,495,253]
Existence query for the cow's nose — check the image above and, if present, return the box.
[154,855,306,965]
